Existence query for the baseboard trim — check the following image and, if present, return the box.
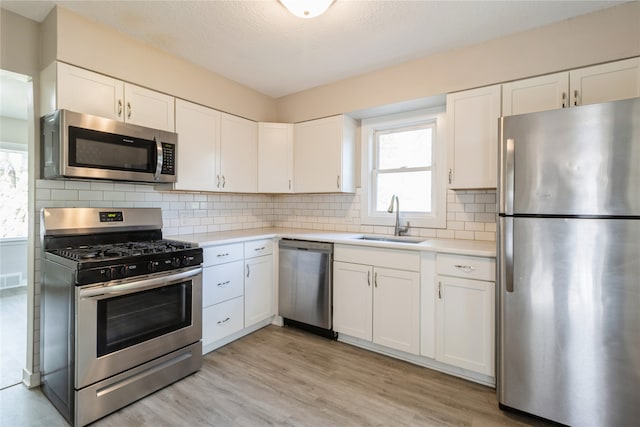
[22,368,40,388]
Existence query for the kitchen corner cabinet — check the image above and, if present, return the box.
[435,254,495,377]
[294,115,356,193]
[244,239,274,327]
[41,61,175,132]
[502,57,640,116]
[446,84,501,189]
[258,122,294,193]
[174,99,220,192]
[333,245,420,355]
[219,113,258,193]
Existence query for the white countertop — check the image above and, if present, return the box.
[171,227,496,257]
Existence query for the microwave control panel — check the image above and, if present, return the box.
[161,143,176,175]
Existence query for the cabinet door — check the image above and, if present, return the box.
[258,122,293,193]
[446,85,501,189]
[220,113,258,193]
[372,267,420,355]
[294,115,355,193]
[123,83,175,132]
[436,275,495,376]
[244,255,274,327]
[333,261,373,341]
[502,72,569,116]
[570,57,640,107]
[174,99,220,192]
[56,62,124,121]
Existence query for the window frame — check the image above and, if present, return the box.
[360,107,447,229]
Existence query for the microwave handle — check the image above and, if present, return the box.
[154,136,163,181]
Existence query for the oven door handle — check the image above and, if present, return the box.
[79,267,202,299]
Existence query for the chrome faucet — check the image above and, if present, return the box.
[387,194,409,236]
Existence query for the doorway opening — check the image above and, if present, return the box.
[0,69,32,389]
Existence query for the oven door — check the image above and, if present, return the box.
[75,267,202,389]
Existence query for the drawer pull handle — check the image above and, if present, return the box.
[454,264,475,273]
[254,247,265,252]
[374,272,378,288]
[246,264,250,278]
[217,317,231,324]
[367,270,371,287]
[217,281,230,287]
[216,253,229,258]
[438,281,442,299]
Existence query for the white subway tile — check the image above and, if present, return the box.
[51,189,78,200]
[38,179,66,189]
[474,231,496,241]
[454,230,474,240]
[64,181,91,190]
[91,182,114,191]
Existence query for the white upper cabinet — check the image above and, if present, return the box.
[502,72,569,116]
[42,62,175,132]
[174,99,220,192]
[219,113,258,193]
[446,84,501,189]
[122,83,175,132]
[502,58,640,116]
[258,122,294,193]
[570,57,640,106]
[294,115,356,193]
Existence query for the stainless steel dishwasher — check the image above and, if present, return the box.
[278,239,335,338]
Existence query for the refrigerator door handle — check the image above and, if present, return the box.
[503,138,515,215]
[501,217,514,293]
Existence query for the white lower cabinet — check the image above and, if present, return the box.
[333,246,420,355]
[244,239,274,328]
[201,239,275,353]
[435,254,495,377]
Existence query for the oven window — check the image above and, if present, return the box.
[96,281,192,357]
[69,126,156,173]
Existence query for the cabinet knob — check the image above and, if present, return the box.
[337,175,340,189]
[127,101,132,119]
[561,92,567,108]
[573,90,579,107]
[246,264,250,278]
[118,99,123,117]
[448,168,453,185]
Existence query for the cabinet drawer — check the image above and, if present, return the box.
[202,297,244,344]
[244,239,273,258]
[335,245,420,271]
[202,261,244,307]
[203,243,244,266]
[436,254,495,281]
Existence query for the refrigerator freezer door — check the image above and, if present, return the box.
[500,97,640,216]
[498,217,640,426]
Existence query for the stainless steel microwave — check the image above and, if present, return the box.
[41,109,177,183]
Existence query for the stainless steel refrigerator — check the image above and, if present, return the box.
[497,97,640,426]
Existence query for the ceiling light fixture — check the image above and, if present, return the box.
[280,0,335,19]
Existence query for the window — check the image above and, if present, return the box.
[0,142,28,239]
[361,108,446,229]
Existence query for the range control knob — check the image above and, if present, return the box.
[172,257,181,268]
[113,265,127,278]
[148,261,160,273]
[100,268,112,280]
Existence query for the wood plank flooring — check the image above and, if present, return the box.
[90,325,549,427]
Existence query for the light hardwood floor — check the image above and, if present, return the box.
[2,325,550,426]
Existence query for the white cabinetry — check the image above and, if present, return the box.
[294,115,356,193]
[244,239,274,327]
[446,85,501,189]
[202,243,245,350]
[41,62,175,131]
[502,57,640,116]
[201,238,275,354]
[174,99,220,192]
[258,122,294,193]
[435,254,495,377]
[333,245,420,355]
[219,113,258,193]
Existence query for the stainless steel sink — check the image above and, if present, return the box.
[355,235,427,244]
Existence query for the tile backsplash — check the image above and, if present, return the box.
[35,180,496,240]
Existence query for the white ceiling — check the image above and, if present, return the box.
[1,0,626,98]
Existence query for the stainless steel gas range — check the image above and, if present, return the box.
[40,207,203,426]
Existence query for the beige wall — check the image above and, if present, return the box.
[49,7,276,122]
[276,2,640,122]
[0,9,40,77]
